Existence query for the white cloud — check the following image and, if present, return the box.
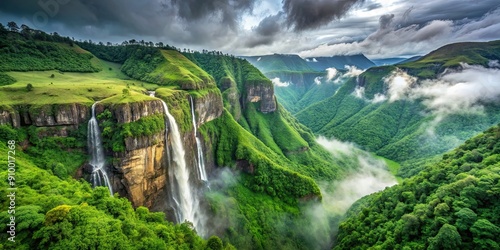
[372,93,388,103]
[383,69,417,102]
[489,60,500,68]
[326,67,338,81]
[271,77,291,87]
[412,64,500,116]
[353,86,365,99]
[314,76,322,85]
[344,65,365,78]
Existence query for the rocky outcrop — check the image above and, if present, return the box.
[245,84,277,113]
[0,103,89,128]
[0,109,20,128]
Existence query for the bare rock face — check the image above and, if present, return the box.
[113,100,164,124]
[0,103,89,128]
[245,84,277,113]
[194,90,224,125]
[114,141,167,208]
[0,109,20,128]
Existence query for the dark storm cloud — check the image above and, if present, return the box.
[170,0,255,29]
[398,0,500,27]
[0,0,256,45]
[282,0,365,31]
[244,13,284,48]
[0,0,171,36]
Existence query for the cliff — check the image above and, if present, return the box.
[0,103,90,128]
[97,90,223,211]
[244,83,277,113]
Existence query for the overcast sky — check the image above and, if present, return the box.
[1,0,499,59]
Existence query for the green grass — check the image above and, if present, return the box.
[147,50,215,89]
[0,59,159,105]
[375,155,403,183]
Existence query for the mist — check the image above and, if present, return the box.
[202,136,398,249]
[289,136,398,249]
[316,136,397,213]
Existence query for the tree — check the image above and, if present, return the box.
[455,208,477,231]
[122,88,130,97]
[26,83,33,91]
[7,21,19,32]
[0,23,6,32]
[206,236,223,250]
[428,224,462,250]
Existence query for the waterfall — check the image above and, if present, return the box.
[190,96,208,182]
[88,102,113,196]
[160,100,200,230]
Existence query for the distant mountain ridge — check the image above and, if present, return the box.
[241,54,316,73]
[305,54,375,71]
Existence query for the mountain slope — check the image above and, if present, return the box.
[296,40,500,178]
[400,40,500,78]
[335,124,500,249]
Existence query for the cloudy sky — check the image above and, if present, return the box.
[1,0,499,58]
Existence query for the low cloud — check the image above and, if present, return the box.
[326,67,338,81]
[413,64,500,116]
[314,77,322,85]
[352,87,387,103]
[271,77,291,87]
[332,65,365,84]
[384,69,417,102]
[362,64,500,133]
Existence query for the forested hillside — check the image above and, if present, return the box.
[335,124,500,249]
[297,41,500,177]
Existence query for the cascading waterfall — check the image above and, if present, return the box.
[88,102,114,196]
[190,96,208,182]
[160,100,202,232]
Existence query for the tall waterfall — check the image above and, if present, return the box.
[160,100,201,231]
[190,96,208,182]
[88,102,113,196]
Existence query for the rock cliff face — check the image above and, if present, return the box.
[0,91,223,213]
[0,103,89,129]
[193,90,223,125]
[101,95,222,211]
[114,134,167,209]
[97,100,167,209]
[245,84,277,113]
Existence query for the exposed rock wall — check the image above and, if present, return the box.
[194,90,223,125]
[0,103,89,128]
[245,84,277,113]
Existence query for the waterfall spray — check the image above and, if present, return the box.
[88,102,113,196]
